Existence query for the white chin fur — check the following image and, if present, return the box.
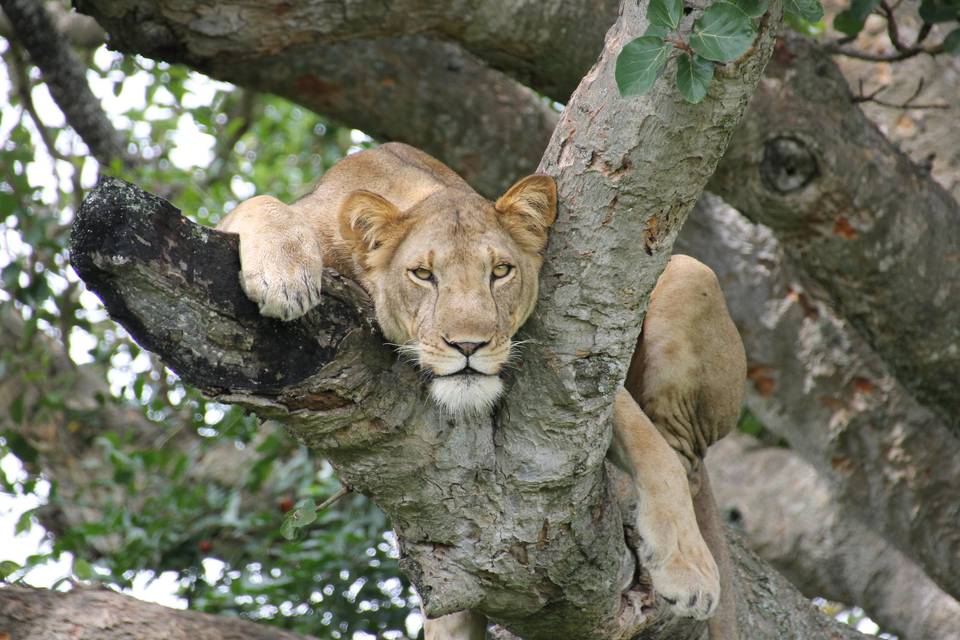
[430,375,503,415]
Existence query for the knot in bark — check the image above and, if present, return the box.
[759,136,818,194]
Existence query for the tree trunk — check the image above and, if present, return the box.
[0,585,321,640]
[675,195,960,601]
[709,35,960,434]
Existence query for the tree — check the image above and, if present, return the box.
[1,0,958,638]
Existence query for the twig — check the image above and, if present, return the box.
[316,485,352,512]
[852,77,949,110]
[665,35,694,56]
[825,3,945,63]
[826,42,944,62]
[879,1,909,52]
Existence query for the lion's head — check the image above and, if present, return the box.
[338,175,557,414]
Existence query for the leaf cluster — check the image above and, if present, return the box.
[616,0,805,103]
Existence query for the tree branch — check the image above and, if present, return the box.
[675,195,960,601]
[0,585,322,640]
[0,2,106,48]
[709,34,960,433]
[74,0,618,104]
[0,0,135,168]
[708,433,960,640]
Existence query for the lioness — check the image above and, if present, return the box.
[218,143,745,638]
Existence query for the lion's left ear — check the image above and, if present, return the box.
[495,174,557,254]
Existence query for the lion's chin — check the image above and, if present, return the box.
[430,374,503,415]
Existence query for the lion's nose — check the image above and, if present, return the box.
[444,339,488,356]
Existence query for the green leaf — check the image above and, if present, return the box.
[0,560,21,579]
[280,498,318,540]
[833,0,880,36]
[73,557,94,580]
[784,0,825,22]
[9,396,24,425]
[644,23,671,38]
[648,0,684,30]
[15,509,34,535]
[784,11,826,34]
[689,3,756,63]
[944,27,960,54]
[918,0,960,23]
[734,0,771,17]
[676,53,715,103]
[615,36,672,96]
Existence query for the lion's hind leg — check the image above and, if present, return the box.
[422,609,486,640]
[612,389,721,620]
[217,195,325,321]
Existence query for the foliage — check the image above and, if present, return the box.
[616,0,797,103]
[616,0,959,102]
[0,35,413,639]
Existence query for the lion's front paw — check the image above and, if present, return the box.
[239,233,325,321]
[648,541,720,620]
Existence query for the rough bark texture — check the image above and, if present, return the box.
[675,195,960,601]
[0,585,321,640]
[74,0,617,103]
[67,0,836,633]
[709,34,960,432]
[69,182,868,640]
[709,433,960,640]
[0,2,106,47]
[0,0,133,167]
[210,35,557,199]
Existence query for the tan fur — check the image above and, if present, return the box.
[218,142,556,414]
[219,145,745,638]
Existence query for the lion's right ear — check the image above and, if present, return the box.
[495,174,558,254]
[339,190,404,270]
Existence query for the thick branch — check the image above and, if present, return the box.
[0,2,106,48]
[709,34,960,432]
[0,585,320,640]
[708,434,960,640]
[0,0,133,167]
[74,0,616,103]
[675,195,960,601]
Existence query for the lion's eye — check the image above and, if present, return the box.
[492,264,513,279]
[412,267,434,281]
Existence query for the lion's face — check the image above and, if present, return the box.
[339,175,557,414]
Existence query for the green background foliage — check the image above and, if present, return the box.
[0,37,416,639]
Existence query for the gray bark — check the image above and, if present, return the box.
[66,1,869,635]
[0,2,106,47]
[709,433,960,640]
[675,195,960,601]
[74,0,617,103]
[709,34,960,433]
[0,585,320,640]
